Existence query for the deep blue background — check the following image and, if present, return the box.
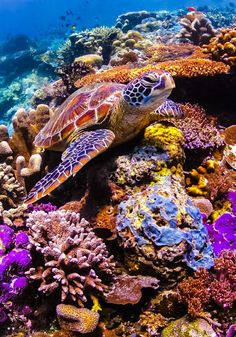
[0,0,230,41]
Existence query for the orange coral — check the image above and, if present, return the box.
[203,28,236,67]
[75,59,229,88]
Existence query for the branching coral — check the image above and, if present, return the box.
[0,224,32,326]
[26,210,115,306]
[203,27,236,67]
[56,304,99,333]
[56,61,95,93]
[75,59,229,88]
[178,250,236,316]
[177,11,216,45]
[0,163,26,208]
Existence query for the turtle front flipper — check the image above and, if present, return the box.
[24,129,115,204]
[150,99,184,121]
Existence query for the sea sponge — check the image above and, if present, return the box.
[177,11,216,45]
[56,304,99,333]
[203,27,236,67]
[105,274,159,305]
[26,210,115,306]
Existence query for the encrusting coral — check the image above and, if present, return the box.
[26,210,115,306]
[105,274,159,305]
[177,11,216,45]
[56,304,99,333]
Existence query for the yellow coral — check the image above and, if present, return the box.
[144,123,185,159]
[56,304,99,334]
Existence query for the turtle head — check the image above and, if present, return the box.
[123,71,175,110]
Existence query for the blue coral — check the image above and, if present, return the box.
[117,176,214,270]
[0,224,31,325]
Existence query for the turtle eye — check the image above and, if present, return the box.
[141,73,160,86]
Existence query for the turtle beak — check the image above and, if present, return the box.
[163,72,175,91]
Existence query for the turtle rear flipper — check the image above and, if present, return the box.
[151,99,184,120]
[24,129,115,204]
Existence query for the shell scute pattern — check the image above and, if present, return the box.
[34,83,124,148]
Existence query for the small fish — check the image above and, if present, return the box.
[76,16,81,20]
[65,23,70,27]
[60,15,66,21]
[229,2,235,8]
[71,25,77,30]
[187,7,197,11]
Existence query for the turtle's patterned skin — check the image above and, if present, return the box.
[25,70,182,204]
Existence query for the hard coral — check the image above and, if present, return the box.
[177,11,216,45]
[171,103,224,150]
[56,304,99,333]
[0,163,25,208]
[203,27,236,67]
[26,210,114,306]
[75,59,229,88]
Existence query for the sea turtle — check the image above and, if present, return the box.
[25,70,183,204]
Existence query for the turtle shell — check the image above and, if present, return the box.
[34,83,125,148]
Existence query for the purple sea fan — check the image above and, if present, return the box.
[26,210,115,306]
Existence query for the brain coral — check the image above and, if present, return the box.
[117,173,214,276]
[26,210,115,306]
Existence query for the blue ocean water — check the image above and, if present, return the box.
[0,0,231,41]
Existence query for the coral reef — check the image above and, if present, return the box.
[177,11,216,45]
[105,274,159,305]
[75,59,229,88]
[203,27,236,67]
[56,304,99,333]
[222,125,236,170]
[0,224,32,326]
[171,103,224,150]
[26,210,115,306]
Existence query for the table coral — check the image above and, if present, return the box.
[75,59,229,88]
[0,224,32,326]
[56,304,99,333]
[177,11,216,45]
[203,27,236,67]
[26,210,115,306]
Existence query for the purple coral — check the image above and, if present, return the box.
[26,202,57,213]
[26,210,114,306]
[205,192,236,255]
[0,224,31,325]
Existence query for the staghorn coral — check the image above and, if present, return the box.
[0,224,32,326]
[75,59,229,88]
[26,210,115,306]
[171,103,224,150]
[105,274,159,305]
[203,27,236,67]
[177,11,216,45]
[0,163,26,208]
[56,304,99,333]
